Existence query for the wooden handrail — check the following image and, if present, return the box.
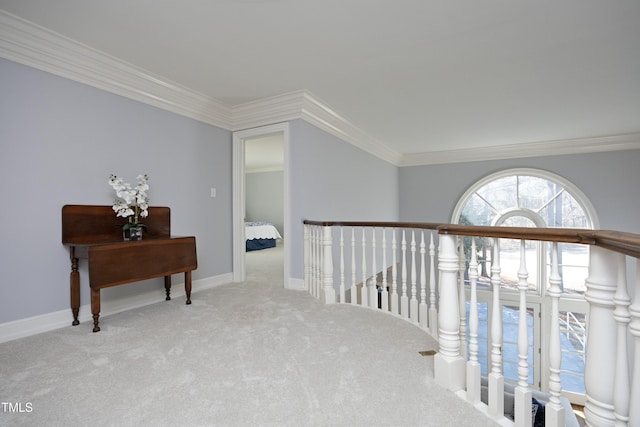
[437,224,596,244]
[303,220,640,259]
[303,220,441,230]
[592,230,640,258]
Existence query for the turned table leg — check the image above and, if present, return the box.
[69,249,80,326]
[185,270,192,305]
[91,288,101,333]
[164,276,171,301]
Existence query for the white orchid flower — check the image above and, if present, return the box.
[110,174,150,225]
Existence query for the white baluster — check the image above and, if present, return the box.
[514,239,532,427]
[466,238,481,405]
[488,238,504,419]
[315,226,321,299]
[429,232,438,337]
[434,233,465,391]
[391,229,399,315]
[304,224,310,293]
[339,226,345,304]
[546,242,565,426]
[311,226,317,298]
[381,228,389,312]
[458,240,467,360]
[419,231,428,330]
[351,227,357,305]
[371,227,378,308]
[584,246,618,427]
[401,230,409,319]
[629,258,640,426]
[361,227,368,308]
[410,230,418,322]
[613,254,630,427]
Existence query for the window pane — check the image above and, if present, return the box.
[499,217,538,291]
[538,191,588,228]
[473,239,492,288]
[545,243,588,294]
[456,169,595,401]
[503,305,534,385]
[561,193,589,228]
[498,240,539,291]
[518,175,556,211]
[476,176,517,213]
[460,193,496,226]
[559,310,586,394]
[466,301,489,376]
[501,216,534,228]
[466,302,535,386]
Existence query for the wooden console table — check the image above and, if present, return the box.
[62,205,197,332]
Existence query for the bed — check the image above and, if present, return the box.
[245,221,282,251]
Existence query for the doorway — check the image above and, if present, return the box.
[232,123,290,287]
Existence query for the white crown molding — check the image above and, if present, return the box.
[399,133,640,167]
[0,10,233,129]
[231,90,306,130]
[232,90,404,165]
[1,10,638,168]
[0,10,401,165]
[299,92,404,165]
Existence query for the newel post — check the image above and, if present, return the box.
[434,233,465,391]
[612,253,630,427]
[628,258,640,426]
[321,225,336,304]
[584,246,618,427]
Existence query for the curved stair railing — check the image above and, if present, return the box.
[303,220,640,427]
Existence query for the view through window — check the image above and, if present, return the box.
[454,169,598,398]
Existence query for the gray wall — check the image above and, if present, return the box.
[399,150,640,233]
[288,120,400,279]
[4,54,639,326]
[0,58,233,324]
[246,171,284,237]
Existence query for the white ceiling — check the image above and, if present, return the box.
[1,0,639,157]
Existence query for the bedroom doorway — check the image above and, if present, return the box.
[232,123,289,287]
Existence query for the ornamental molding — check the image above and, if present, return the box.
[1,10,638,167]
[398,133,640,166]
[232,90,403,165]
[0,10,400,164]
[0,10,232,129]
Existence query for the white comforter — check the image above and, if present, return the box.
[245,222,282,240]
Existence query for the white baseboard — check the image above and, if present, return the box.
[0,273,233,344]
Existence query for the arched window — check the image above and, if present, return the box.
[453,168,599,399]
[452,168,599,295]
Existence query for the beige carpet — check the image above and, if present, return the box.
[0,242,497,426]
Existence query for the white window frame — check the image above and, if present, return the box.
[451,168,599,229]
